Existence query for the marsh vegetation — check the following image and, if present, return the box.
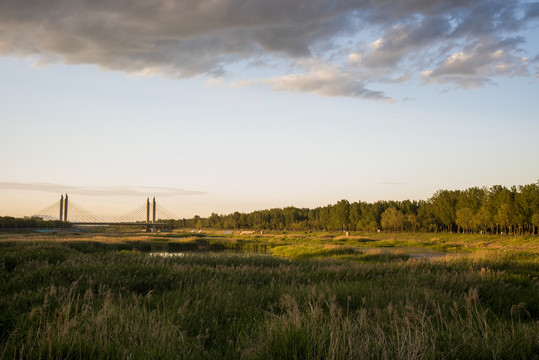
[0,231,537,359]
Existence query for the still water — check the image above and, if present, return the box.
[149,246,449,259]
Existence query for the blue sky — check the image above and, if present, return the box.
[1,0,538,220]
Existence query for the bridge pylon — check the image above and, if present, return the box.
[153,197,156,232]
[146,198,151,232]
[64,194,68,222]
[58,194,69,222]
[59,195,64,221]
[145,197,158,232]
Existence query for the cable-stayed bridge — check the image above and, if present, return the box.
[32,194,178,230]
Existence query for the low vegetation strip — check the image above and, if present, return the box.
[1,237,537,359]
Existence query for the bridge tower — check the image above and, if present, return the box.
[146,198,151,232]
[146,198,150,224]
[64,194,69,222]
[152,197,156,232]
[59,195,64,221]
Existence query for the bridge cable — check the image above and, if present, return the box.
[113,203,149,223]
[67,201,102,223]
[155,203,178,220]
[32,201,61,221]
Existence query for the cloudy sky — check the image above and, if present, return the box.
[1,0,538,220]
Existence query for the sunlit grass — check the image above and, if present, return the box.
[1,236,537,359]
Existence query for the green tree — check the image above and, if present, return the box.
[517,183,539,234]
[168,181,539,235]
[269,208,284,230]
[308,208,321,230]
[495,203,511,235]
[430,190,459,232]
[381,207,405,232]
[406,213,419,232]
[208,213,222,229]
[417,201,438,232]
[349,202,362,231]
[332,200,350,231]
[456,207,474,233]
[532,213,539,235]
[319,206,331,230]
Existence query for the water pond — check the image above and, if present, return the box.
[149,246,450,260]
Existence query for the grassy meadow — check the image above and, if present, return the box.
[0,230,537,359]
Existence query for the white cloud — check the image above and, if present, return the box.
[370,39,384,50]
[260,66,391,100]
[445,51,473,68]
[347,53,362,63]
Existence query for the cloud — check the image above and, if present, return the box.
[0,0,537,99]
[237,62,391,100]
[0,182,206,197]
[347,53,362,63]
[420,37,529,87]
[265,71,389,100]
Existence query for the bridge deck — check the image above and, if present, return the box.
[70,222,167,226]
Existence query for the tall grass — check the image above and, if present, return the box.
[1,240,537,359]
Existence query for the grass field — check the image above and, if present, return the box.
[0,231,537,359]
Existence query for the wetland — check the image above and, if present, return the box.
[1,230,537,359]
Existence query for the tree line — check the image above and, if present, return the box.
[165,182,539,235]
[0,216,69,230]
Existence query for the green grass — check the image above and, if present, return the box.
[269,244,412,262]
[1,235,538,359]
[192,229,538,253]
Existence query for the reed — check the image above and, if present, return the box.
[1,240,537,359]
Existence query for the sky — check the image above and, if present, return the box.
[1,0,538,221]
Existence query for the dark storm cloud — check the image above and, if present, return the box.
[0,182,206,197]
[0,0,537,99]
